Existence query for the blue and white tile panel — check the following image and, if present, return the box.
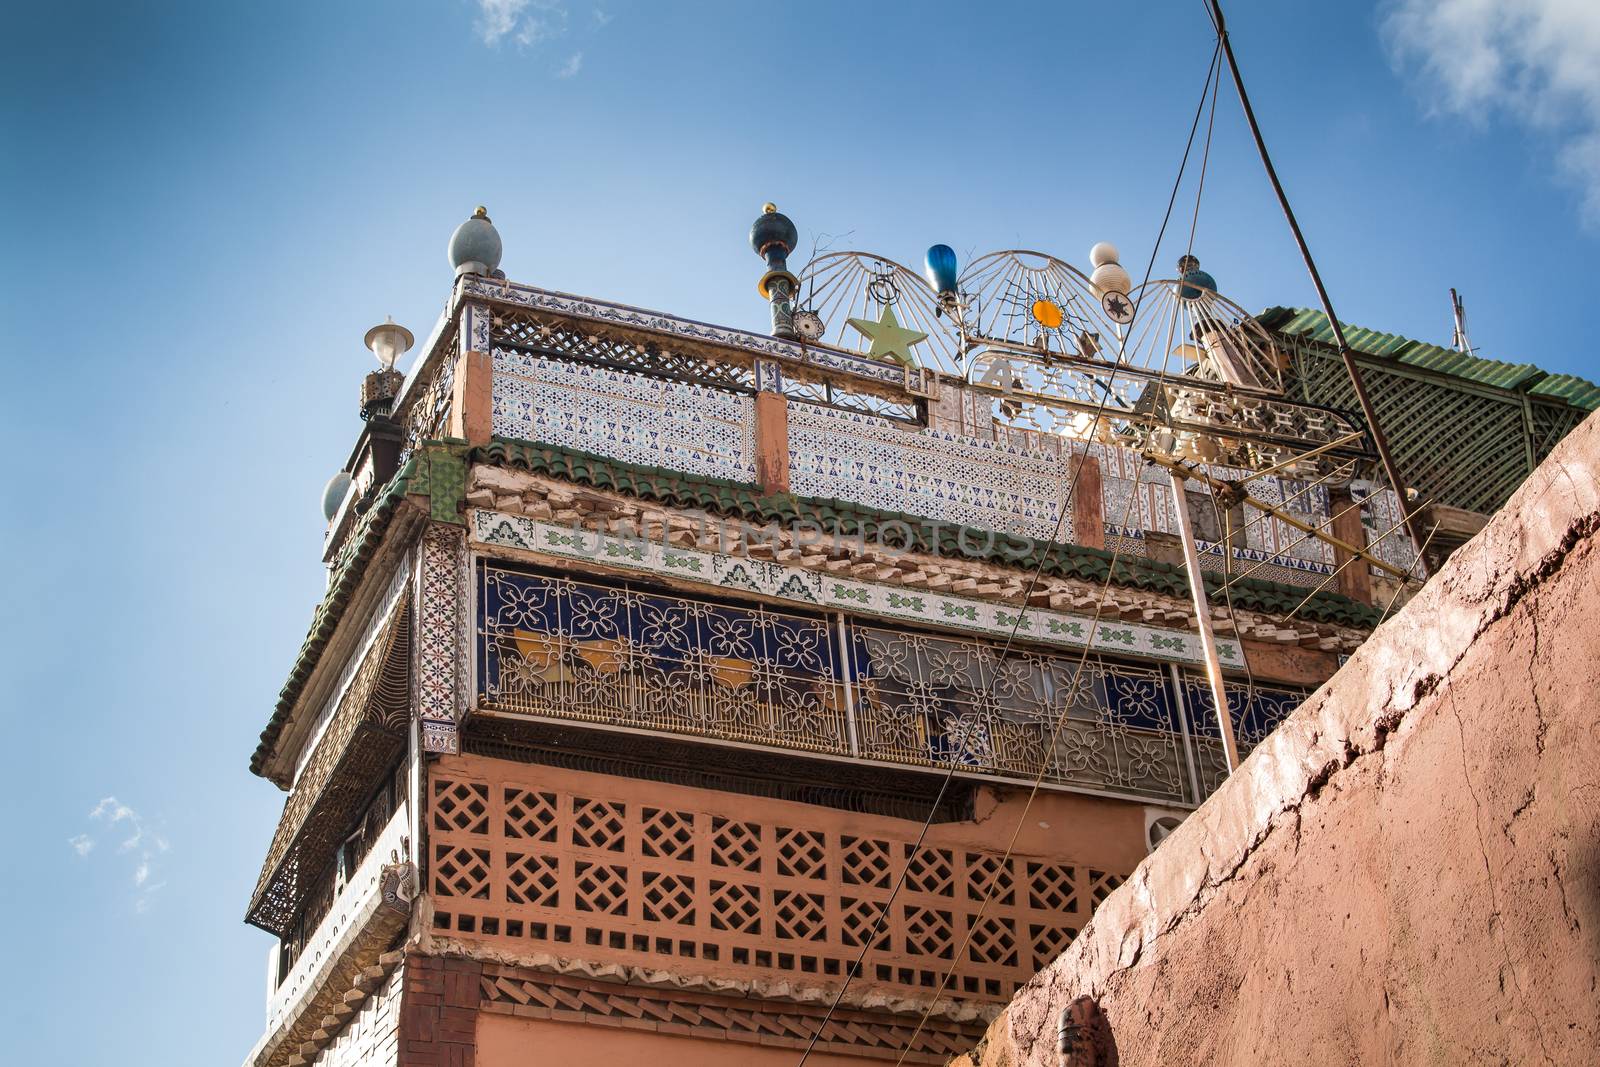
[1095,443,1336,572]
[469,508,1246,669]
[787,403,1075,544]
[492,351,757,483]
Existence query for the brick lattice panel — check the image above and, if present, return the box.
[427,757,1116,1003]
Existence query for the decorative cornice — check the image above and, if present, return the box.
[470,437,1380,630]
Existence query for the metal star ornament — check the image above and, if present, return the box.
[846,303,927,367]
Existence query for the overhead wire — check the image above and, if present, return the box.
[798,39,1227,1067]
[885,43,1238,1065]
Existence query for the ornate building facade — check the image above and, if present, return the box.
[238,210,1595,1067]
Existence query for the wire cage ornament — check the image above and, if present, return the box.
[795,252,963,374]
[795,244,1365,480]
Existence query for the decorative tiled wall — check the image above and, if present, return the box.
[1094,443,1337,584]
[491,351,756,484]
[1354,483,1421,575]
[418,524,468,754]
[468,508,1245,669]
[787,404,1075,543]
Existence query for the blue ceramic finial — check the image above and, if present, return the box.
[1177,254,1216,301]
[448,206,503,277]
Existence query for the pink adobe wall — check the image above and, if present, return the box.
[959,410,1600,1067]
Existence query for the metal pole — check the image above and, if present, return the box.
[1205,0,1430,575]
[1168,470,1241,771]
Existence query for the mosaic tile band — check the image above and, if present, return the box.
[418,523,467,754]
[467,508,1246,669]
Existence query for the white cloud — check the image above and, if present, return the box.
[476,0,572,49]
[78,796,167,913]
[555,52,583,79]
[476,0,531,45]
[1383,0,1600,226]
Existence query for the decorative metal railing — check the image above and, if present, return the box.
[477,565,1308,806]
[264,804,408,1036]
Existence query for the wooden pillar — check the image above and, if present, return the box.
[754,390,790,495]
[1329,488,1374,604]
[1070,453,1104,549]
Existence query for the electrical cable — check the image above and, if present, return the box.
[796,42,1227,1065]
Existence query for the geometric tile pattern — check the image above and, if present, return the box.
[417,523,466,754]
[491,351,756,484]
[428,761,1122,1004]
[788,403,1074,543]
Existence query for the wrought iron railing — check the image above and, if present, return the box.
[477,565,1307,806]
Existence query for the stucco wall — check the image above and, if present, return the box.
[960,410,1600,1066]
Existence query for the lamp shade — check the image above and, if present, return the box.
[363,317,414,371]
[924,244,959,294]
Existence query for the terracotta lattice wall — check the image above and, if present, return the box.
[425,755,1143,1004]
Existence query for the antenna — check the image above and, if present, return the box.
[1450,287,1475,357]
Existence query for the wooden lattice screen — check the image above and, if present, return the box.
[1284,341,1589,516]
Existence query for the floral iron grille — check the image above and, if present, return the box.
[847,625,1188,803]
[476,564,1288,806]
[1181,674,1309,797]
[479,566,850,755]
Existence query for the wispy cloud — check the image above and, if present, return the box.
[473,1,608,78]
[73,796,168,913]
[1383,0,1600,227]
[476,0,532,45]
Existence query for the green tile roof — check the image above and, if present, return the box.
[474,438,1381,630]
[1258,307,1600,410]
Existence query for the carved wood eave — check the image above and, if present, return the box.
[248,602,412,935]
[262,502,428,789]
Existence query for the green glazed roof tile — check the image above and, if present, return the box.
[473,437,1380,630]
[1259,306,1598,410]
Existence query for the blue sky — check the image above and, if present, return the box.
[3,2,1597,1063]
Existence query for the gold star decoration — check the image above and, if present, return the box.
[846,303,927,367]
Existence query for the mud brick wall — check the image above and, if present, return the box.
[960,410,1600,1066]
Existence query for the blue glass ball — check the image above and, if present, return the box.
[925,244,959,294]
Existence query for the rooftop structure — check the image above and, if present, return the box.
[236,205,1594,1067]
